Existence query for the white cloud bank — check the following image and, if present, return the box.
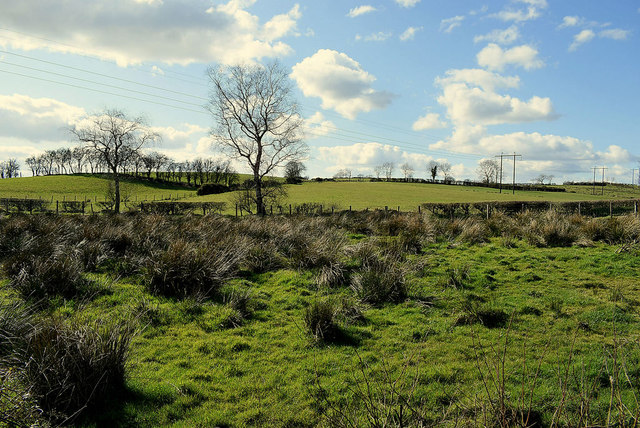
[0,0,302,66]
[474,26,520,45]
[395,0,421,8]
[291,49,394,119]
[493,0,547,22]
[412,113,446,131]
[400,26,423,41]
[347,5,377,17]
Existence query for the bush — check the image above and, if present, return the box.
[196,182,230,196]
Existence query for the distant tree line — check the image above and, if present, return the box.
[23,146,237,187]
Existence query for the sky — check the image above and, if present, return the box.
[0,0,639,183]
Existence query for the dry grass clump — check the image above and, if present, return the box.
[350,244,407,305]
[520,210,579,247]
[304,299,340,342]
[144,238,245,299]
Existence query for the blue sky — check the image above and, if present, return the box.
[0,0,638,183]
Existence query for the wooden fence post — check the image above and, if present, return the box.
[486,204,490,220]
[56,200,59,214]
[418,205,421,214]
[349,205,352,212]
[235,204,238,217]
[610,201,613,217]
[82,201,85,215]
[289,204,292,215]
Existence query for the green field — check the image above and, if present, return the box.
[189,180,640,214]
[0,174,196,203]
[2,212,640,426]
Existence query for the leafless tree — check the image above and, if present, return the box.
[532,174,554,185]
[427,160,438,182]
[207,62,306,215]
[71,109,160,213]
[373,165,384,180]
[400,162,414,181]
[382,162,395,181]
[476,159,499,184]
[440,162,452,182]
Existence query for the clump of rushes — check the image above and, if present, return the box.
[350,248,407,305]
[304,299,339,342]
[144,238,245,299]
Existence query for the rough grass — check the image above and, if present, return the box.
[0,212,639,426]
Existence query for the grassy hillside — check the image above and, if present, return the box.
[189,181,640,214]
[1,212,640,426]
[0,174,196,202]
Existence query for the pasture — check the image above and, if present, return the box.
[1,211,640,426]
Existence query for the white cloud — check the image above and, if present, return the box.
[477,43,544,71]
[440,16,465,33]
[395,0,421,8]
[0,0,302,66]
[400,26,423,41]
[347,5,377,17]
[599,29,630,40]
[569,29,595,51]
[493,0,548,22]
[318,142,435,174]
[291,49,394,119]
[474,26,520,45]
[558,16,581,28]
[412,113,447,131]
[303,112,335,138]
[356,32,392,42]
[436,68,521,92]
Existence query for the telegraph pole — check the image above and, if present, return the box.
[510,153,522,195]
[600,166,608,195]
[591,166,598,195]
[632,168,638,186]
[495,153,504,193]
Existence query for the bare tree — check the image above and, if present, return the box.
[71,109,160,212]
[427,160,438,182]
[207,62,306,215]
[476,159,499,184]
[440,162,452,182]
[373,165,384,180]
[382,162,395,181]
[400,162,414,182]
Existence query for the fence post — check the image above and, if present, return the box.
[385,206,388,211]
[635,200,638,217]
[349,205,352,212]
[82,201,85,215]
[610,201,613,217]
[331,206,334,214]
[397,206,400,212]
[486,204,490,220]
[235,203,238,217]
[418,205,421,214]
[270,205,273,215]
[578,202,581,216]
[91,203,94,215]
[56,200,59,214]
[289,204,292,215]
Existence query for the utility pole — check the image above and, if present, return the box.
[495,153,505,193]
[591,166,598,195]
[600,166,608,195]
[510,152,522,195]
[632,168,638,186]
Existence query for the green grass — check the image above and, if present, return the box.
[0,174,196,203]
[188,180,640,214]
[4,212,639,426]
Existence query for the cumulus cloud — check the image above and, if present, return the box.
[318,142,435,174]
[440,16,465,33]
[436,68,555,126]
[400,26,423,41]
[0,0,302,66]
[412,113,447,131]
[476,43,544,71]
[303,112,335,138]
[395,0,421,8]
[291,49,394,119]
[493,0,548,22]
[569,29,595,51]
[347,5,376,17]
[356,32,393,42]
[558,16,581,28]
[474,26,520,45]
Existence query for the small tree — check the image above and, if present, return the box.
[284,160,306,184]
[207,62,306,215]
[400,162,414,182]
[440,162,452,182]
[373,165,384,180]
[427,160,438,182]
[476,159,499,184]
[71,109,160,213]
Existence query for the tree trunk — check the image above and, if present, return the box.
[254,172,264,216]
[114,171,121,213]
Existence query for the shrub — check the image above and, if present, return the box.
[196,183,229,196]
[22,317,134,422]
[315,262,347,289]
[304,299,339,341]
